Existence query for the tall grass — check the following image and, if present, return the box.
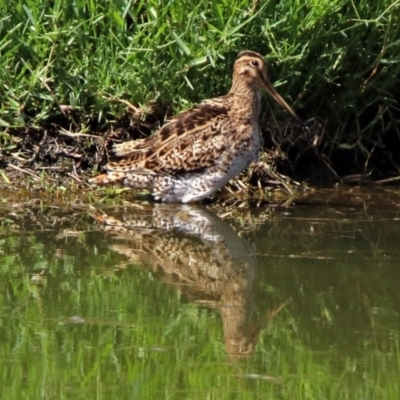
[1,0,400,174]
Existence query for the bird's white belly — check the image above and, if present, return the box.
[178,150,256,203]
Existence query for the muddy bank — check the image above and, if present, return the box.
[1,112,399,196]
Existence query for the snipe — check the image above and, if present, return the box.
[89,50,302,202]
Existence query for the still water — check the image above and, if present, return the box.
[1,188,400,399]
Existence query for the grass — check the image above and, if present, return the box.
[0,0,400,180]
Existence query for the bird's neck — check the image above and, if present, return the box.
[229,80,261,119]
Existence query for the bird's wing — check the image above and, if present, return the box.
[106,100,234,175]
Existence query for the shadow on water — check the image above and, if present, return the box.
[0,186,400,398]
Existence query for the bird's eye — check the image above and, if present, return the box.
[250,60,259,67]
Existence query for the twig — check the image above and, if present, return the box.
[7,164,42,181]
[36,166,62,170]
[67,172,84,184]
[374,176,400,184]
[59,128,100,138]
[320,155,342,182]
[101,95,142,114]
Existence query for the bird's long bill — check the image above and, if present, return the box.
[262,78,302,125]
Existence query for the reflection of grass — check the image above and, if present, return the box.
[0,212,400,399]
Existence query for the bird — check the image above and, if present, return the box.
[89,50,302,203]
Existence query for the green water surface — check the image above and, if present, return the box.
[1,188,400,399]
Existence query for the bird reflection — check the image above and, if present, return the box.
[93,203,288,358]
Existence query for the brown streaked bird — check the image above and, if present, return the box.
[89,50,302,202]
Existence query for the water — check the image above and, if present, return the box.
[1,188,400,399]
